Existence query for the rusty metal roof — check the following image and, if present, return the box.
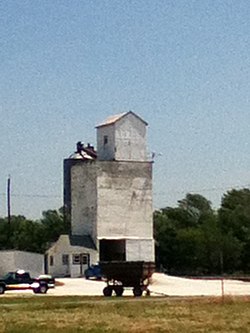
[96,111,148,128]
[96,112,127,127]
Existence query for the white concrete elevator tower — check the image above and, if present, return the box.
[67,111,155,265]
[95,111,155,262]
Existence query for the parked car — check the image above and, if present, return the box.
[0,270,48,295]
[84,264,102,280]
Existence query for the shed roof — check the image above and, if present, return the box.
[96,111,148,128]
[69,235,96,250]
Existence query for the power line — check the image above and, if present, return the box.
[0,193,61,198]
[153,184,250,196]
[0,184,250,199]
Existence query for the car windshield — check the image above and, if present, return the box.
[2,272,13,280]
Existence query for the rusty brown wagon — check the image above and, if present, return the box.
[99,261,155,297]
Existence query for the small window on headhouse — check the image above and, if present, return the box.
[62,254,69,265]
[104,135,108,145]
[50,256,54,266]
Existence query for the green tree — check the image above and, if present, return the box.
[0,207,70,253]
[0,215,46,253]
[178,193,213,222]
[40,207,70,246]
[0,218,9,249]
[9,216,46,253]
[218,189,250,272]
[154,193,221,275]
[154,210,178,272]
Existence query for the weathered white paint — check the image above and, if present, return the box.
[96,124,115,161]
[70,160,154,262]
[115,112,147,161]
[71,161,97,240]
[97,112,147,161]
[46,235,98,278]
[126,239,155,261]
[71,161,153,239]
[0,250,44,277]
[97,161,153,240]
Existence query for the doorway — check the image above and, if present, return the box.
[100,239,126,261]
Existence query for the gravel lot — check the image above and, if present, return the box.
[47,273,250,297]
[3,273,250,297]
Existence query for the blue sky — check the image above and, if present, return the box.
[1,0,250,219]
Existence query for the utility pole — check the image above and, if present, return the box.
[7,175,11,224]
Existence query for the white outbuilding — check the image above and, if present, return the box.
[0,250,44,277]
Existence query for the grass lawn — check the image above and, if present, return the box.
[0,296,250,333]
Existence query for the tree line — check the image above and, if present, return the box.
[154,189,250,275]
[0,188,250,275]
[0,208,70,254]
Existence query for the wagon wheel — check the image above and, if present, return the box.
[133,286,143,297]
[103,286,113,297]
[115,286,124,297]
